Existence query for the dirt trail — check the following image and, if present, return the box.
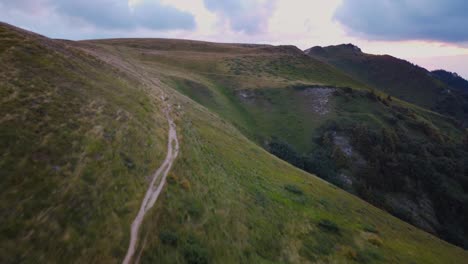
[122,104,179,264]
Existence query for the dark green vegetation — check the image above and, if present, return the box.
[306,44,468,126]
[432,69,468,94]
[1,22,468,263]
[266,88,468,248]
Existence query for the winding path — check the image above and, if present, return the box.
[123,105,179,264]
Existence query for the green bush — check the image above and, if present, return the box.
[363,225,379,234]
[183,239,209,264]
[159,230,178,246]
[185,200,204,220]
[284,184,303,195]
[304,149,338,185]
[268,138,305,169]
[356,248,384,263]
[317,219,340,234]
[299,230,339,261]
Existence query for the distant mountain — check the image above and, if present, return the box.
[305,44,468,125]
[432,69,468,94]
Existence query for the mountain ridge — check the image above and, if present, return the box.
[305,44,468,126]
[431,69,468,94]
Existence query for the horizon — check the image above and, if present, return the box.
[1,0,468,79]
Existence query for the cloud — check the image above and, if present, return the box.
[0,0,195,31]
[0,0,49,14]
[56,0,195,30]
[334,0,468,42]
[203,0,276,34]
[410,54,468,80]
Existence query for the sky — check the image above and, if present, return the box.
[1,0,467,79]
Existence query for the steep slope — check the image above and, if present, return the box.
[0,23,169,263]
[82,38,468,249]
[135,89,468,263]
[305,44,468,125]
[1,23,467,263]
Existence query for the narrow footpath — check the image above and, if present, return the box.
[123,105,179,264]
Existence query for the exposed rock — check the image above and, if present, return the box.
[302,87,335,115]
[237,89,255,102]
[332,134,353,156]
[330,131,366,166]
[337,173,353,188]
[385,193,440,234]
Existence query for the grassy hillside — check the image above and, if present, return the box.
[1,23,467,263]
[137,91,468,263]
[305,44,468,125]
[78,38,373,145]
[0,23,169,263]
[81,38,468,249]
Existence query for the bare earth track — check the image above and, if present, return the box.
[122,104,179,264]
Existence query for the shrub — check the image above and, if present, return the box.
[343,87,353,94]
[185,200,204,220]
[304,149,338,184]
[159,230,178,246]
[331,146,349,168]
[356,248,383,263]
[284,184,303,195]
[180,178,191,190]
[299,231,337,261]
[167,173,179,184]
[367,90,379,101]
[317,219,340,234]
[184,245,208,264]
[368,237,383,247]
[268,138,304,169]
[342,246,358,260]
[363,225,379,234]
[183,238,209,264]
[120,152,136,170]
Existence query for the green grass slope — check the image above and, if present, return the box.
[78,38,372,145]
[81,38,468,249]
[0,23,169,263]
[1,23,467,263]
[136,91,468,263]
[305,44,468,125]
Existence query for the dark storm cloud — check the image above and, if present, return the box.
[334,0,468,42]
[0,0,195,31]
[204,0,276,34]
